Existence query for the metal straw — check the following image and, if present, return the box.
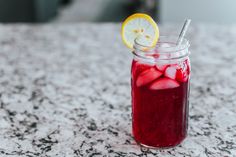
[176,19,191,46]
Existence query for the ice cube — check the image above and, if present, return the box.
[149,78,180,90]
[136,68,162,87]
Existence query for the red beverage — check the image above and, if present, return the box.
[131,37,191,148]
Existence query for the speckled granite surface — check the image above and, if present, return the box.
[0,23,236,157]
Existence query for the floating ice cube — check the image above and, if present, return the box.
[136,68,162,87]
[150,78,180,90]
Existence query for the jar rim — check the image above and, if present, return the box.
[133,35,190,62]
[133,35,190,54]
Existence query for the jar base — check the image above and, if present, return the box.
[135,134,187,149]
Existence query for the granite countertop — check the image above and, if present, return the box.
[0,23,236,157]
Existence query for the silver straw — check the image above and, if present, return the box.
[176,19,191,46]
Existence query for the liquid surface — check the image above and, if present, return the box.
[131,58,190,147]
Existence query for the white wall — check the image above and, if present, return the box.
[160,0,236,24]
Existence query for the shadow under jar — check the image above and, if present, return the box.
[131,36,190,148]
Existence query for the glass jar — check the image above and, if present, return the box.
[131,36,190,148]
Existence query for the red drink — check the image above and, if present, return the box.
[131,37,191,148]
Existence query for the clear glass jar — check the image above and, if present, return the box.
[131,36,190,148]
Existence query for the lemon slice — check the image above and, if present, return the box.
[121,13,159,49]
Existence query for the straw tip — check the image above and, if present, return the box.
[186,19,192,23]
[177,19,192,45]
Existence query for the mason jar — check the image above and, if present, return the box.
[131,36,190,148]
